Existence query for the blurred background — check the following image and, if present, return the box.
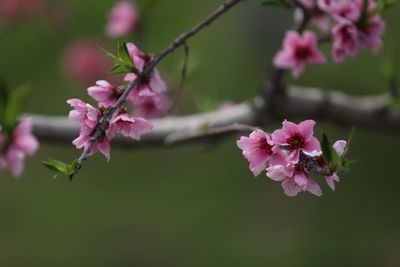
[0,0,399,266]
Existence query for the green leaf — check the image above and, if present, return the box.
[42,159,79,179]
[98,46,120,63]
[321,132,341,171]
[261,0,292,7]
[2,84,31,132]
[118,41,135,69]
[109,64,134,75]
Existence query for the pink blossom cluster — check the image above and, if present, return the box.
[237,120,346,197]
[0,119,39,177]
[106,1,139,38]
[62,39,116,86]
[274,0,385,77]
[0,0,46,25]
[68,43,168,160]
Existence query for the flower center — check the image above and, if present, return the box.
[287,133,305,150]
[295,46,311,60]
[258,138,273,155]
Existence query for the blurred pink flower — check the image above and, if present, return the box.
[273,31,326,77]
[0,119,39,177]
[332,21,359,62]
[0,0,46,24]
[62,39,115,86]
[106,1,139,38]
[330,0,360,22]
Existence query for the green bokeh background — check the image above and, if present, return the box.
[0,0,399,266]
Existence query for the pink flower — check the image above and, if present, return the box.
[282,172,322,197]
[124,43,167,105]
[61,39,115,85]
[330,0,360,23]
[87,80,122,107]
[237,130,278,176]
[357,15,385,53]
[67,99,111,160]
[133,93,169,119]
[332,21,359,62]
[273,31,326,78]
[271,119,321,163]
[313,12,331,32]
[109,113,153,140]
[106,1,139,38]
[325,140,347,190]
[0,0,46,24]
[265,151,322,197]
[354,0,386,53]
[317,0,332,12]
[0,119,39,177]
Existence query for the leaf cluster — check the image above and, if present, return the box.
[99,41,139,75]
[321,128,357,174]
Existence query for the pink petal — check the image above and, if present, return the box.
[325,172,340,191]
[333,140,347,156]
[271,129,288,145]
[303,136,321,155]
[5,148,24,177]
[97,139,111,161]
[282,119,299,137]
[292,61,305,78]
[149,69,167,94]
[282,177,302,197]
[273,50,295,69]
[283,31,301,50]
[298,120,316,140]
[306,177,323,196]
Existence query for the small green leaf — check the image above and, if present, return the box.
[109,64,133,75]
[118,41,134,69]
[42,159,79,179]
[321,132,340,171]
[261,0,292,7]
[321,132,333,163]
[2,84,31,132]
[98,46,120,63]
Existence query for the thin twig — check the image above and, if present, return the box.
[77,0,244,168]
[168,43,190,114]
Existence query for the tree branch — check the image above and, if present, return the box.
[77,0,244,166]
[26,86,400,150]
